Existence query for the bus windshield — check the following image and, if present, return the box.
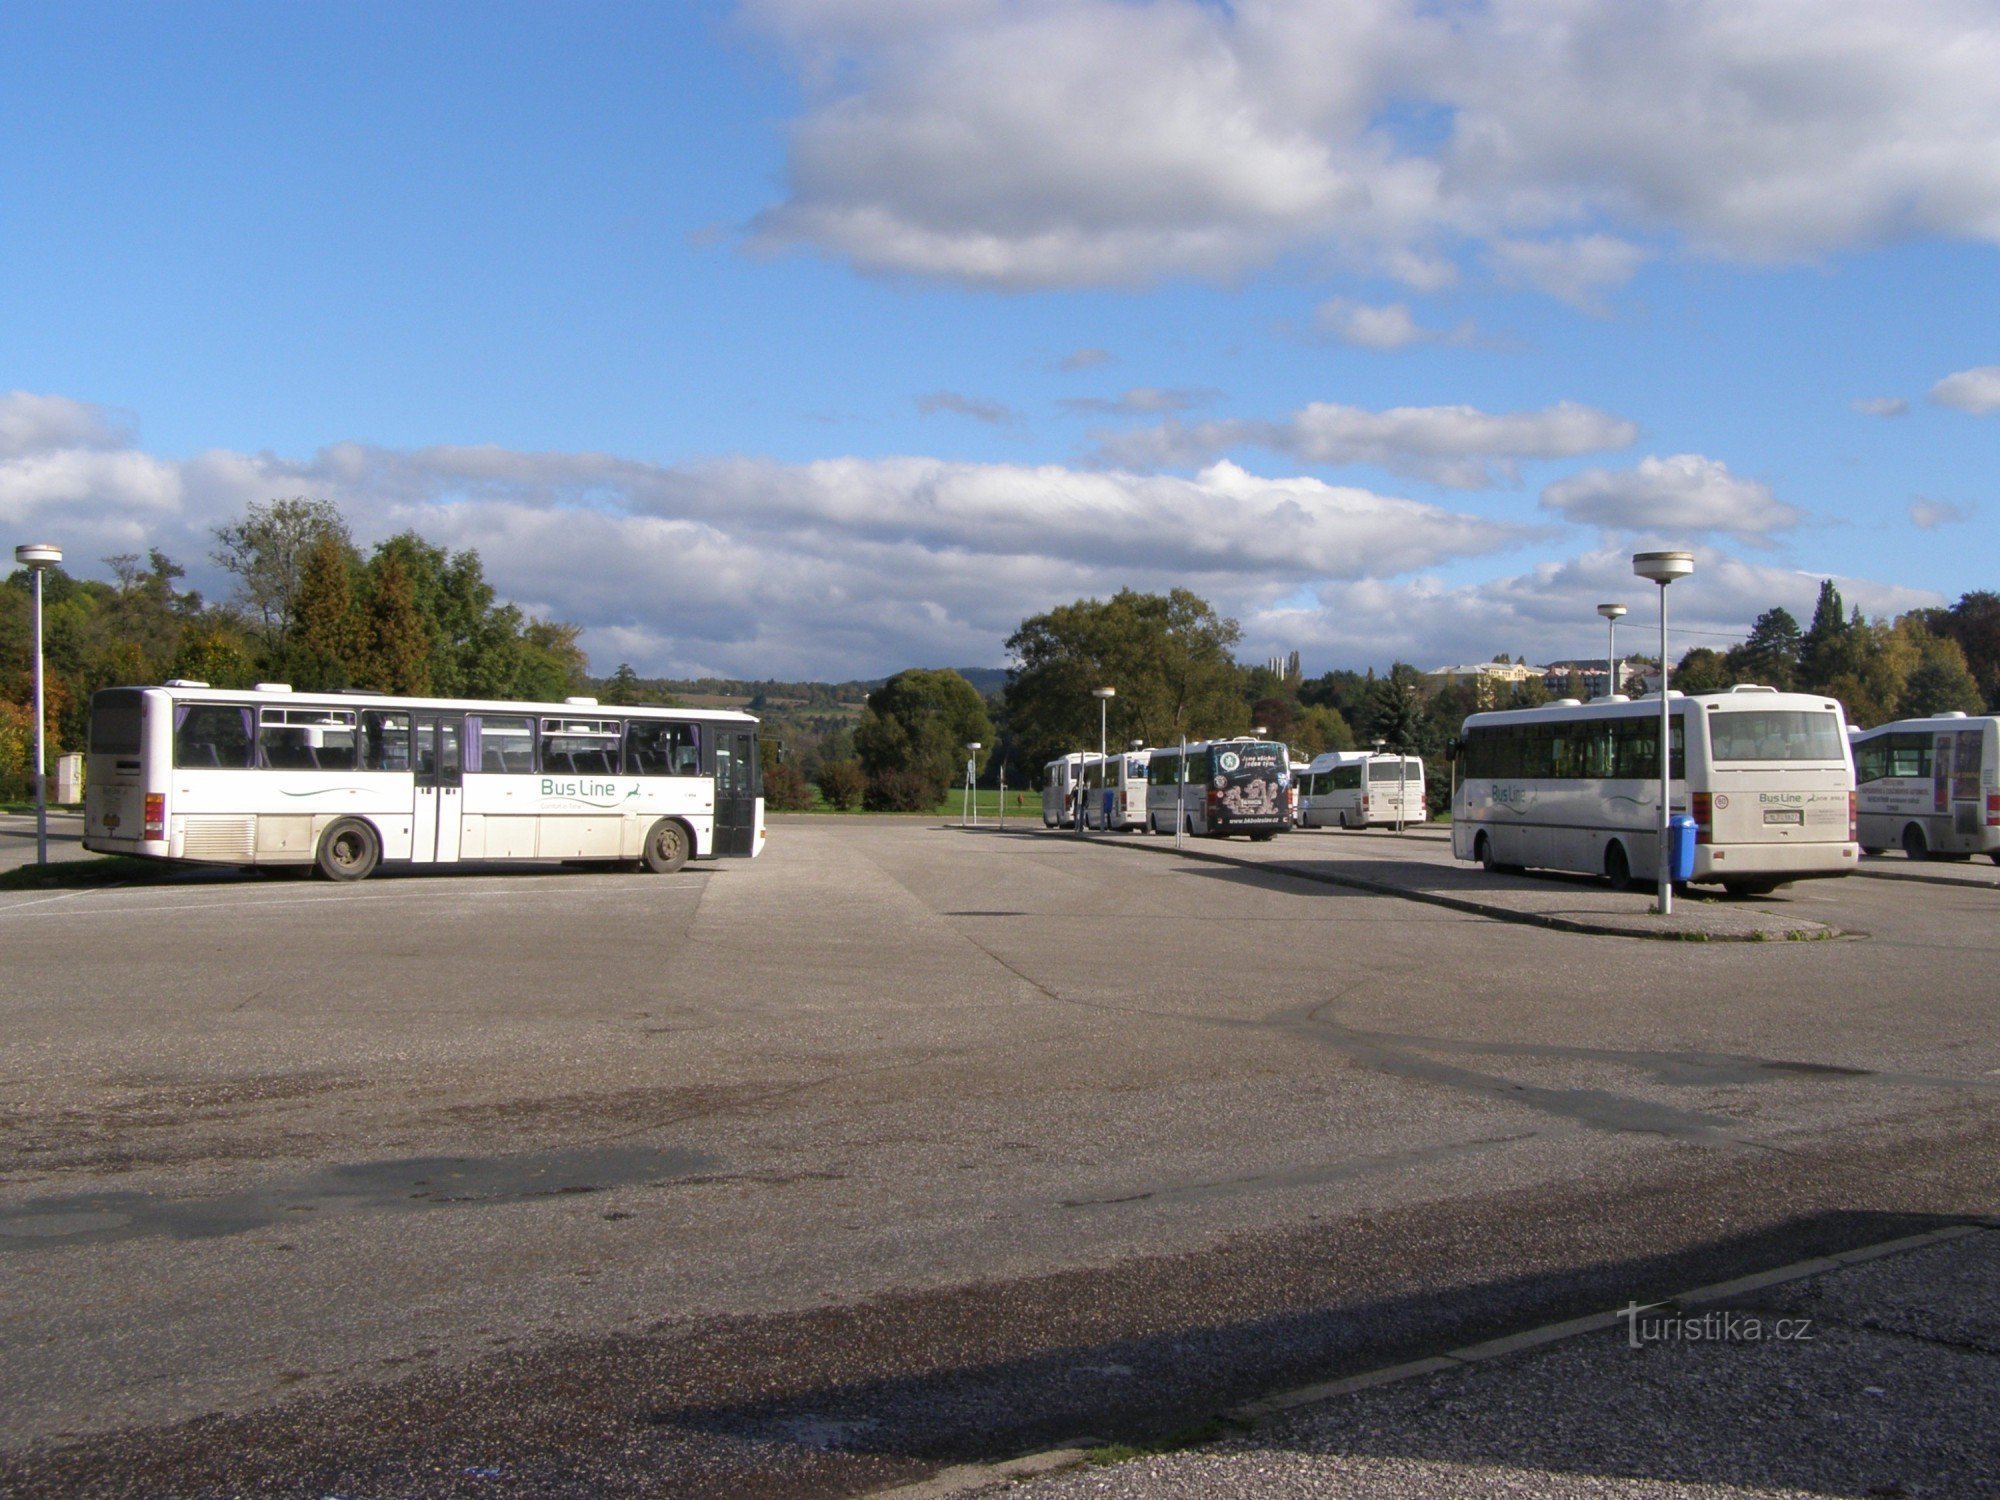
[1709,710,1846,764]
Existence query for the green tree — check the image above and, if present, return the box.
[1798,581,1859,691]
[1725,607,1803,690]
[286,531,365,689]
[1673,647,1732,694]
[1918,591,2000,708]
[359,549,433,694]
[1004,589,1245,770]
[1898,627,1982,717]
[855,669,994,806]
[211,497,351,656]
[815,760,866,811]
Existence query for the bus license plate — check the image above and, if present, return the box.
[1763,808,1804,825]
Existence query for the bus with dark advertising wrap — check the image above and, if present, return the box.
[1143,737,1292,840]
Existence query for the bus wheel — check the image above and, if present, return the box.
[641,819,691,874]
[1476,832,1500,872]
[1250,830,1276,842]
[1604,841,1632,890]
[1724,879,1781,897]
[1902,824,1929,861]
[316,819,380,882]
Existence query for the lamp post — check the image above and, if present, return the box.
[963,742,981,828]
[14,543,61,866]
[1632,552,1694,915]
[1089,687,1115,833]
[1596,603,1627,700]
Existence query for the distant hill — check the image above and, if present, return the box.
[588,667,1011,710]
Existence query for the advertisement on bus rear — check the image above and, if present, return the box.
[1213,745,1288,826]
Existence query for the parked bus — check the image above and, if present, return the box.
[1449,686,1857,894]
[1851,712,2000,863]
[82,681,764,880]
[1080,749,1152,831]
[1041,753,1086,827]
[1296,750,1427,829]
[1143,738,1292,839]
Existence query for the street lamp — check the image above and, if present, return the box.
[1632,551,1694,915]
[963,742,982,828]
[1596,603,1627,700]
[14,543,61,866]
[1089,687,1115,833]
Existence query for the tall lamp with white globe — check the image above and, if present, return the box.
[1632,551,1694,914]
[14,542,63,867]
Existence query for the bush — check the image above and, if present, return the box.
[763,761,813,812]
[815,760,867,812]
[864,767,943,812]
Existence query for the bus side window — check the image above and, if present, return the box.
[174,705,253,769]
[1854,740,1887,784]
[362,711,413,772]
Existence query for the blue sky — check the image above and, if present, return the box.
[4,0,1998,679]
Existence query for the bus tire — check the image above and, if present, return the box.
[1724,879,1782,897]
[1476,831,1503,873]
[1250,830,1276,842]
[1604,840,1632,890]
[1859,845,1882,857]
[316,819,380,882]
[641,819,691,874]
[1902,823,1929,861]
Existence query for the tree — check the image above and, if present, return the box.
[815,760,866,811]
[1354,664,1426,751]
[1726,607,1803,690]
[854,669,994,807]
[1673,647,1732,695]
[607,663,645,704]
[1899,627,1982,717]
[1798,581,1859,691]
[287,532,365,689]
[359,549,432,694]
[1004,589,1245,771]
[1920,591,2000,708]
[211,498,351,654]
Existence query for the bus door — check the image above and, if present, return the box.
[713,728,758,856]
[412,713,464,863]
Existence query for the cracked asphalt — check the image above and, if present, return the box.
[0,818,1994,1496]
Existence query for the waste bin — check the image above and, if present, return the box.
[1667,813,1698,884]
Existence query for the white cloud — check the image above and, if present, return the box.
[1910,497,1972,530]
[1313,297,1474,350]
[1929,365,2000,414]
[1244,547,1941,675]
[1851,396,1909,418]
[1096,399,1637,487]
[1488,235,1652,311]
[1541,455,1799,541]
[916,390,1022,426]
[0,391,133,459]
[744,1,2000,294]
[1058,387,1218,416]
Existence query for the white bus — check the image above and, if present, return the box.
[1449,687,1857,894]
[82,681,765,880]
[1296,750,1427,829]
[1851,712,2000,863]
[1081,749,1151,831]
[1041,753,1086,827]
[1143,738,1291,840]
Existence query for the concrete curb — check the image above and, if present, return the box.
[1055,830,1842,944]
[1854,865,1999,890]
[859,1224,1992,1498]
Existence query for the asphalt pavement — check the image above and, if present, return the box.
[2,818,1995,1497]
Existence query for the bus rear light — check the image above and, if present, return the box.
[1987,793,2000,828]
[1691,792,1714,844]
[1849,791,1859,842]
[144,793,165,839]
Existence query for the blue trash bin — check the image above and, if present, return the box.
[1668,813,1698,884]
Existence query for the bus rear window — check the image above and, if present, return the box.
[1709,710,1846,763]
[90,689,144,755]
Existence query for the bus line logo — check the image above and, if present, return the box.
[1217,751,1241,773]
[540,778,638,807]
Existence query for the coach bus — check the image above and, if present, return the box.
[1851,712,2000,863]
[82,681,764,880]
[1296,750,1427,829]
[1143,737,1291,839]
[1041,753,1086,827]
[1449,686,1856,894]
[1081,749,1151,831]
